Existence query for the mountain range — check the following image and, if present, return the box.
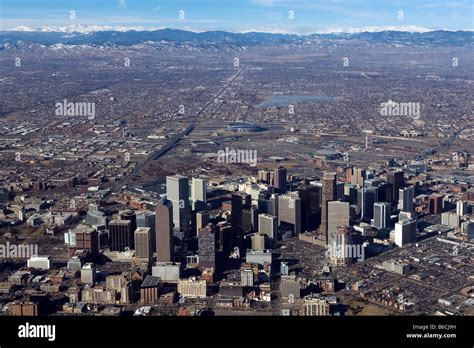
[0,26,472,50]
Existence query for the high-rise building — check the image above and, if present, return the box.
[191,178,207,205]
[86,204,107,227]
[278,193,302,236]
[177,277,207,298]
[345,167,353,184]
[394,219,417,247]
[166,175,191,238]
[240,268,254,287]
[198,224,216,270]
[463,221,474,241]
[378,182,393,204]
[441,212,460,228]
[321,172,337,243]
[196,211,209,236]
[250,206,259,231]
[155,196,174,262]
[359,186,378,222]
[373,202,391,229]
[327,201,350,244]
[75,228,99,255]
[269,193,279,216]
[251,233,265,251]
[134,227,151,259]
[329,225,355,267]
[258,169,271,184]
[456,200,468,217]
[280,261,289,276]
[140,276,161,304]
[351,168,366,187]
[108,220,133,252]
[399,186,415,212]
[304,295,332,316]
[231,192,251,231]
[119,211,137,243]
[136,211,156,252]
[429,194,443,215]
[297,185,321,232]
[274,166,287,193]
[387,170,404,203]
[81,263,96,285]
[217,222,235,254]
[258,213,278,239]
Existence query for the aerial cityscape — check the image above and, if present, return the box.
[0,0,473,329]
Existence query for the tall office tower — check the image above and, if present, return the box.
[297,185,321,232]
[241,208,253,233]
[198,224,216,270]
[345,167,353,183]
[136,211,156,252]
[336,182,345,201]
[231,192,251,231]
[274,166,287,193]
[191,178,207,205]
[346,185,358,205]
[394,219,417,247]
[166,175,191,238]
[108,220,133,252]
[463,221,474,241]
[327,201,350,244]
[321,172,337,243]
[217,222,235,254]
[378,182,393,204]
[258,213,278,239]
[250,206,259,231]
[278,193,302,236]
[456,200,468,217]
[269,193,279,216]
[120,211,137,247]
[387,170,404,203]
[330,225,354,267]
[134,227,151,259]
[399,186,415,212]
[359,186,378,222]
[155,196,174,262]
[258,169,271,184]
[373,202,391,229]
[196,211,209,236]
[351,168,366,187]
[429,194,444,215]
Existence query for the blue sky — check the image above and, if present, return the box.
[0,0,473,33]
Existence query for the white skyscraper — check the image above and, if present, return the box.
[258,213,278,239]
[166,175,190,238]
[373,202,391,229]
[456,200,467,217]
[192,178,207,204]
[394,219,417,247]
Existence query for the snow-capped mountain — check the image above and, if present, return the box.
[0,26,472,50]
[6,24,163,34]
